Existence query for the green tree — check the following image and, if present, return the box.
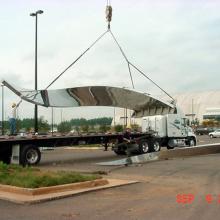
[57,121,72,133]
[81,125,89,133]
[89,125,95,132]
[131,123,140,131]
[74,126,80,133]
[114,125,123,132]
[38,116,50,132]
[70,117,113,127]
[16,119,22,132]
[202,119,215,127]
[21,118,34,131]
[99,125,111,132]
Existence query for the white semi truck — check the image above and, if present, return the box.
[113,108,197,155]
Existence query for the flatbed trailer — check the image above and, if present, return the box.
[0,132,151,166]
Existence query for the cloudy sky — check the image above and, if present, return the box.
[0,0,220,123]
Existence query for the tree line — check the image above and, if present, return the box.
[0,117,113,133]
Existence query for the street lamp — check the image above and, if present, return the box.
[51,107,54,135]
[30,10,44,133]
[1,84,4,135]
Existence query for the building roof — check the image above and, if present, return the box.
[174,90,220,120]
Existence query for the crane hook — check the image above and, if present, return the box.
[105,4,112,29]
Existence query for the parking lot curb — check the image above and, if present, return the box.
[159,143,220,160]
[0,179,139,204]
[97,143,220,166]
[0,179,108,196]
[64,147,102,150]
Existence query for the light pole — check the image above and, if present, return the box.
[1,84,4,135]
[113,107,116,127]
[51,107,54,135]
[30,10,44,133]
[60,109,63,123]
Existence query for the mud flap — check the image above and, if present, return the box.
[11,144,20,164]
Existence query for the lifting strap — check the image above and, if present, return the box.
[109,30,134,89]
[45,30,109,89]
[45,2,175,102]
[109,30,174,101]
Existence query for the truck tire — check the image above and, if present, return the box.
[188,137,196,147]
[113,149,127,155]
[0,154,11,164]
[112,143,127,155]
[151,140,161,152]
[20,145,41,166]
[138,140,150,154]
[0,149,12,164]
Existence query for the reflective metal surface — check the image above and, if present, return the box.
[2,80,175,116]
[96,152,159,166]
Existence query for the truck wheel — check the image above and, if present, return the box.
[20,145,41,166]
[0,155,11,164]
[189,138,196,146]
[187,138,196,147]
[113,149,127,155]
[112,143,127,155]
[138,140,150,154]
[152,141,161,152]
[0,149,12,164]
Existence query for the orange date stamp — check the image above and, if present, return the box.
[176,194,220,204]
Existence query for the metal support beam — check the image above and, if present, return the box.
[1,84,4,135]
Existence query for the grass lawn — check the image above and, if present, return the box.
[0,162,100,188]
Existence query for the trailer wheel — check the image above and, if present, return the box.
[20,145,41,166]
[0,148,12,164]
[0,154,11,164]
[151,141,161,152]
[138,140,150,154]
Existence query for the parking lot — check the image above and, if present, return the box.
[37,135,220,173]
[1,135,220,220]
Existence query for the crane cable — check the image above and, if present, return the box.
[46,2,134,91]
[45,2,174,102]
[105,3,174,100]
[46,29,109,89]
[46,1,112,90]
[109,30,174,101]
[109,30,134,89]
[105,1,134,89]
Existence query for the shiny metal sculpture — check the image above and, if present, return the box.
[1,80,175,117]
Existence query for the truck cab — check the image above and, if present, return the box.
[142,109,197,149]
